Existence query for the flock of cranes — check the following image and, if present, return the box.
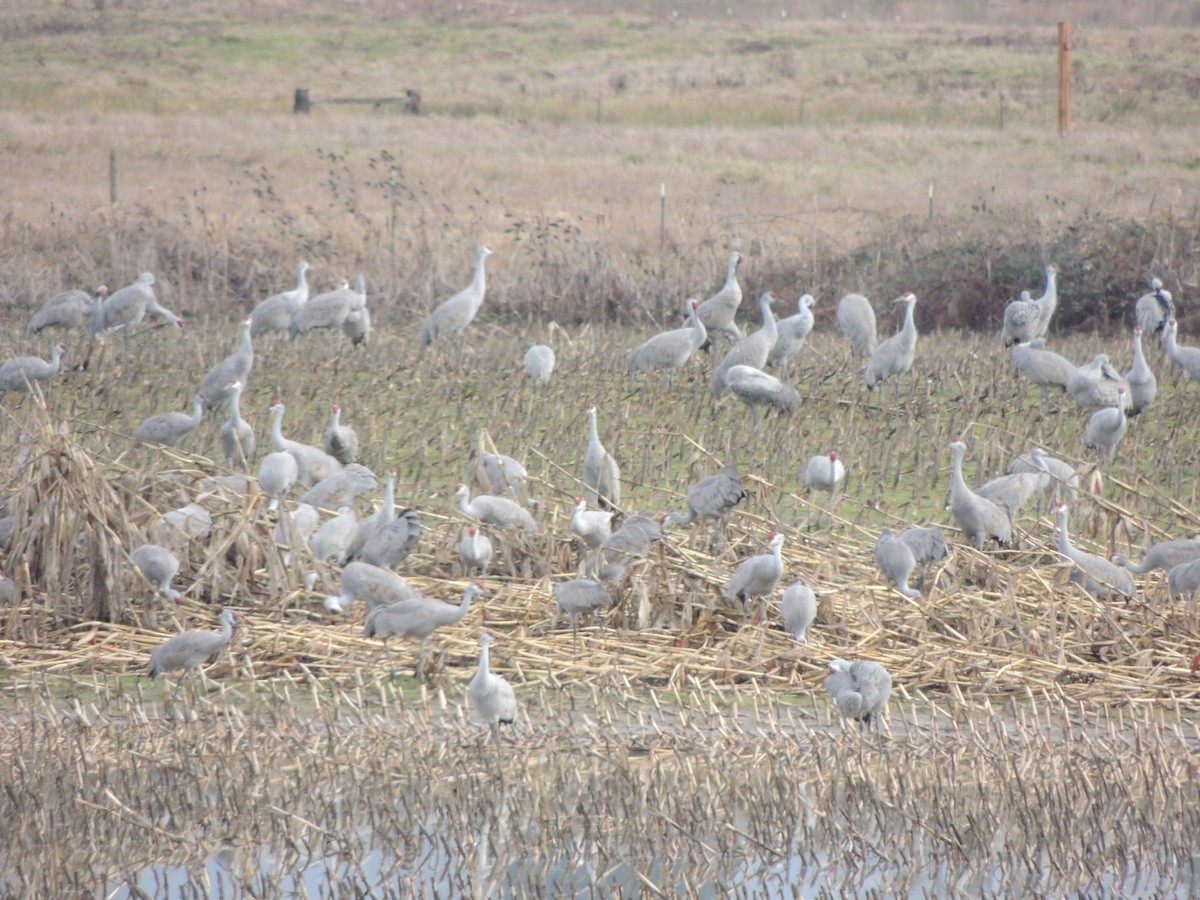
[7,242,1200,739]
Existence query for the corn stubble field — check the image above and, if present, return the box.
[2,2,1200,896]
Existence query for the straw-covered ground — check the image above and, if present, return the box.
[3,264,1200,899]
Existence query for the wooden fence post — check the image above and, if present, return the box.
[294,88,311,114]
[1057,23,1071,137]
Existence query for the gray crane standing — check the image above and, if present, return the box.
[768,293,815,380]
[323,561,421,614]
[694,251,744,343]
[363,582,486,680]
[90,272,184,337]
[0,342,67,397]
[267,400,343,486]
[1124,327,1157,416]
[711,292,778,396]
[469,630,517,741]
[780,580,817,642]
[219,379,255,469]
[147,608,239,701]
[250,259,310,338]
[1055,504,1135,602]
[1066,354,1131,410]
[627,299,707,382]
[553,578,612,648]
[584,404,622,511]
[258,450,298,512]
[28,287,103,335]
[1162,319,1200,387]
[1083,387,1128,461]
[864,293,918,396]
[132,392,206,448]
[131,543,182,604]
[524,342,555,384]
[664,465,745,550]
[1111,539,1200,575]
[723,365,800,430]
[835,293,877,358]
[1010,338,1075,395]
[323,404,359,465]
[725,532,785,622]
[824,658,892,733]
[1134,276,1174,336]
[419,246,492,356]
[947,439,1012,549]
[455,483,538,532]
[198,318,254,410]
[288,274,366,342]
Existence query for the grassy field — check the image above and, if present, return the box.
[2,4,1200,895]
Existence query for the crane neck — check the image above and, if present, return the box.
[1055,512,1072,555]
[476,638,491,678]
[949,447,968,494]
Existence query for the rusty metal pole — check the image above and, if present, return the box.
[1057,23,1071,137]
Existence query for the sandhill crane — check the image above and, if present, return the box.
[864,293,918,396]
[1166,558,1200,600]
[0,567,13,605]
[571,498,614,550]
[1124,327,1157,416]
[268,400,343,486]
[301,463,377,510]
[628,299,706,380]
[363,581,486,679]
[28,287,103,334]
[1000,290,1039,347]
[90,272,184,337]
[1001,264,1059,345]
[131,543,182,603]
[584,405,621,510]
[874,529,922,598]
[198,318,253,410]
[469,630,517,740]
[1066,355,1131,411]
[824,658,891,732]
[460,526,494,577]
[712,292,778,396]
[1054,504,1135,602]
[132,392,206,448]
[154,502,213,545]
[725,532,785,620]
[258,450,298,511]
[1031,263,1060,340]
[553,578,612,648]
[724,365,800,429]
[768,293,815,379]
[1084,388,1128,461]
[947,438,1012,550]
[835,293,877,358]
[310,506,358,565]
[0,342,67,397]
[977,451,1047,521]
[342,301,370,348]
[419,246,492,353]
[1162,319,1200,386]
[323,561,420,614]
[218,379,255,469]
[455,483,538,532]
[147,608,239,701]
[288,274,366,341]
[469,442,529,500]
[694,251,744,343]
[250,259,310,338]
[1009,447,1078,508]
[323,404,359,465]
[274,502,319,566]
[1135,277,1174,336]
[664,465,746,548]
[344,469,394,560]
[524,342,555,384]
[1111,539,1200,575]
[1011,338,1075,394]
[590,514,666,583]
[804,451,845,524]
[894,525,949,594]
[359,508,422,570]
[780,580,817,642]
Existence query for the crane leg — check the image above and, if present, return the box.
[381,638,397,679]
[416,637,429,681]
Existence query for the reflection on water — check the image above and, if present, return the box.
[2,687,1198,899]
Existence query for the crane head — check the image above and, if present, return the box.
[828,451,838,462]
